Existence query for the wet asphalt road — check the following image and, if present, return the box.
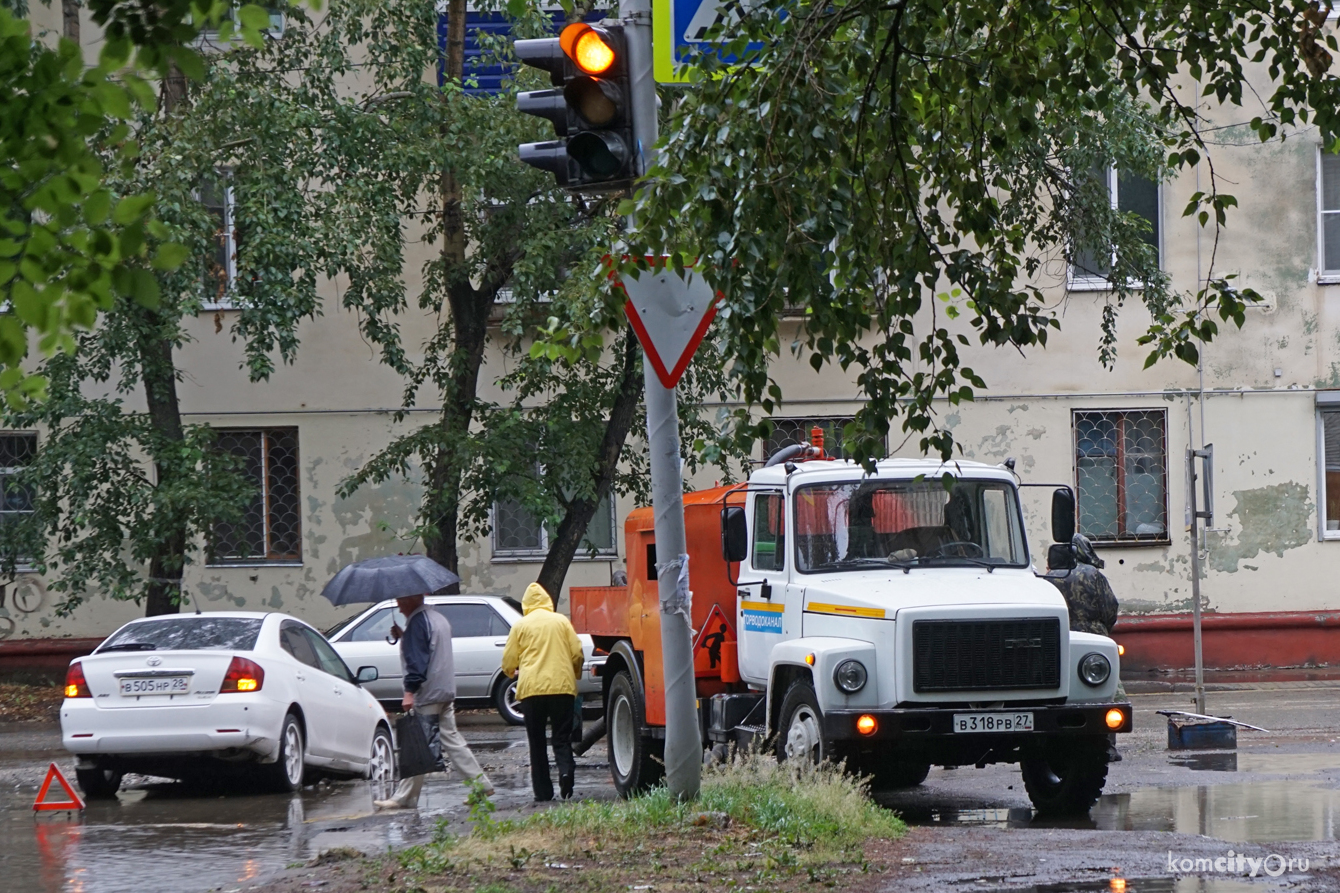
[2,686,1339,893]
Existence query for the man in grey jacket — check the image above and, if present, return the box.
[373,594,493,809]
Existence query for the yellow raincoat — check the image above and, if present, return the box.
[501,583,584,700]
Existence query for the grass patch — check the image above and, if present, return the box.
[396,755,905,892]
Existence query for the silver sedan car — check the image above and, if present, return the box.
[326,595,603,725]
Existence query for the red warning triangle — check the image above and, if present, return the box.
[34,763,85,811]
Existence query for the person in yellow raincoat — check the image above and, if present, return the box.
[501,582,584,801]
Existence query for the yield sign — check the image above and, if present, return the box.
[33,763,85,811]
[619,264,719,389]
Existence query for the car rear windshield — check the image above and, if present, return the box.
[97,617,265,652]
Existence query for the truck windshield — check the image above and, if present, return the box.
[793,478,1028,573]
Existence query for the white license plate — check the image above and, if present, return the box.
[119,676,190,695]
[952,712,1034,733]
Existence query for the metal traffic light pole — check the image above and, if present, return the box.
[622,0,701,801]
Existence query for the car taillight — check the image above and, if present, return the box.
[64,662,91,698]
[221,656,264,693]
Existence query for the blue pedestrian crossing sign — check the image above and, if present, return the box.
[653,0,763,83]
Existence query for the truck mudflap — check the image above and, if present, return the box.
[822,702,1133,740]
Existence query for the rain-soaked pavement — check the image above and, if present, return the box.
[2,685,1339,892]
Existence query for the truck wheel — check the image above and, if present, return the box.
[865,759,931,791]
[775,681,827,764]
[607,670,663,797]
[1020,738,1109,815]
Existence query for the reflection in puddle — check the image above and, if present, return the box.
[978,878,1276,892]
[1170,753,1237,772]
[1168,751,1340,774]
[896,781,1340,843]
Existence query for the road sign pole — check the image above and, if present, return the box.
[623,0,701,801]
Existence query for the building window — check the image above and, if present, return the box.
[200,177,236,309]
[1320,409,1340,537]
[762,417,857,460]
[1318,151,1340,280]
[492,493,617,559]
[0,433,36,563]
[209,429,301,564]
[199,4,287,43]
[1073,410,1168,543]
[1070,166,1160,290]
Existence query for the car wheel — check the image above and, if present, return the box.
[775,681,826,765]
[1020,737,1110,816]
[367,725,395,790]
[75,766,123,800]
[494,676,525,726]
[607,670,663,798]
[263,712,306,794]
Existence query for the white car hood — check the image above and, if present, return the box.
[799,567,1066,618]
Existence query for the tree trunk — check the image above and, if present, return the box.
[420,0,481,590]
[61,0,79,43]
[139,322,188,617]
[140,65,189,617]
[535,331,643,598]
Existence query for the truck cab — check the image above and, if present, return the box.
[571,447,1132,815]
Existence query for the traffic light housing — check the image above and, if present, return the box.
[516,22,634,192]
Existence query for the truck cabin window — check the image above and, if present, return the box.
[752,492,786,571]
[793,479,1028,573]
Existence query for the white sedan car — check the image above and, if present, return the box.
[61,612,394,799]
[326,595,604,725]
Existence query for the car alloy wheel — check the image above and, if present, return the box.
[283,720,305,787]
[368,727,395,786]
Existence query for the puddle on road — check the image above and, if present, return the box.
[1170,751,1340,774]
[978,879,1276,893]
[0,778,450,893]
[894,781,1340,843]
[1170,753,1238,772]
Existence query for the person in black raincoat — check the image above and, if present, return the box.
[1045,534,1119,636]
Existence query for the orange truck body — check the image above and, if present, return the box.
[570,485,744,726]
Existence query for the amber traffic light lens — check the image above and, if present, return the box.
[574,29,616,74]
[856,714,878,736]
[1105,708,1125,730]
[560,22,589,57]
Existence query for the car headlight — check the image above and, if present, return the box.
[833,659,868,694]
[1079,652,1111,687]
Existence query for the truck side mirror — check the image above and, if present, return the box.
[1051,488,1075,543]
[1046,542,1076,571]
[721,506,748,563]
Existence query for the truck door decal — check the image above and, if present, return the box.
[741,599,784,634]
[693,603,735,676]
[805,601,887,620]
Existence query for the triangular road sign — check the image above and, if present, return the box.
[618,264,719,389]
[693,603,735,678]
[34,763,85,811]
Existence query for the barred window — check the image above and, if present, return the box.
[1074,410,1168,542]
[763,417,857,460]
[492,492,616,559]
[210,429,301,564]
[0,433,36,559]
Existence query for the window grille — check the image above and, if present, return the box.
[0,433,36,561]
[1320,410,1340,536]
[1070,165,1160,289]
[762,417,857,460]
[492,492,617,559]
[1073,410,1168,542]
[210,429,301,563]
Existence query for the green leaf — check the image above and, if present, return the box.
[112,193,155,225]
[152,242,190,271]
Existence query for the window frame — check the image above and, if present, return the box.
[1317,400,1340,540]
[198,176,237,310]
[489,491,619,562]
[750,490,786,573]
[1317,148,1340,284]
[1071,408,1171,546]
[0,431,37,571]
[761,416,859,461]
[207,427,303,567]
[1068,166,1162,292]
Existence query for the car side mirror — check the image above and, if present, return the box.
[1051,488,1075,544]
[1047,542,1076,571]
[721,506,748,563]
[356,666,379,684]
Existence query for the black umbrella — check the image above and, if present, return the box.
[320,555,460,607]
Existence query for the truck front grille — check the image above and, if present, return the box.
[912,618,1061,692]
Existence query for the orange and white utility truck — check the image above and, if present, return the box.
[571,430,1132,814]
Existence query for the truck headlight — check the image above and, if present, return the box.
[1079,652,1111,687]
[833,659,868,693]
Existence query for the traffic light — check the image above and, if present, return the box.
[515,22,634,192]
